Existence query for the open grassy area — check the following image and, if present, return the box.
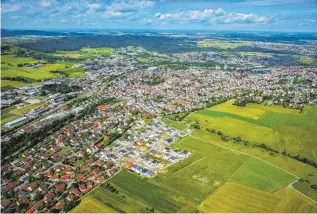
[1,80,39,88]
[208,99,266,120]
[293,181,317,202]
[191,129,317,184]
[191,101,317,162]
[1,105,22,125]
[1,55,86,88]
[1,113,21,125]
[69,196,117,213]
[229,157,296,192]
[53,51,83,59]
[161,118,188,131]
[153,136,249,204]
[199,182,317,213]
[80,47,113,55]
[300,57,313,64]
[13,102,45,115]
[197,39,252,49]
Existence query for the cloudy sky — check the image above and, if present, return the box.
[1,0,317,32]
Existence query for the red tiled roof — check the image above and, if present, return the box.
[97,105,109,111]
[80,165,90,171]
[56,183,66,192]
[77,174,86,181]
[63,168,75,174]
[71,188,81,196]
[23,125,34,131]
[61,175,72,181]
[25,207,35,213]
[93,167,100,175]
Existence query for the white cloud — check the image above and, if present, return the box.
[155,8,270,24]
[86,3,100,10]
[1,2,23,13]
[142,18,152,24]
[102,0,155,18]
[40,0,51,7]
[60,18,69,23]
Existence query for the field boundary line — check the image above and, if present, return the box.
[291,185,317,205]
[189,134,317,204]
[78,167,122,201]
[189,134,298,178]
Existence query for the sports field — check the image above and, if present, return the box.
[229,157,296,192]
[199,182,317,213]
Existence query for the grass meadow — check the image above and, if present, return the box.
[199,182,317,213]
[229,157,296,192]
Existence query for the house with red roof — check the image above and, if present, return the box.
[50,174,59,181]
[16,197,29,206]
[44,192,55,203]
[107,168,117,177]
[53,201,64,212]
[79,184,87,193]
[63,168,75,175]
[97,105,109,112]
[61,175,72,182]
[80,165,90,171]
[66,193,75,201]
[93,167,100,175]
[0,200,11,209]
[25,207,35,213]
[71,188,81,196]
[27,182,38,192]
[87,181,94,189]
[4,182,17,192]
[56,183,66,192]
[77,174,86,181]
[96,176,105,183]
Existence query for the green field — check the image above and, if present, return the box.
[85,136,249,212]
[70,196,117,213]
[190,100,317,162]
[1,80,39,88]
[80,47,113,55]
[199,182,317,213]
[230,158,296,192]
[208,99,265,119]
[78,134,317,212]
[294,181,317,202]
[1,55,86,88]
[300,57,313,64]
[197,39,252,49]
[13,102,45,115]
[154,136,249,203]
[162,118,188,131]
[1,105,21,125]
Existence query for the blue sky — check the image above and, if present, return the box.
[1,0,317,32]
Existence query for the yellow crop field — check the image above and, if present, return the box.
[39,63,67,72]
[70,196,117,213]
[210,100,265,120]
[247,103,304,115]
[199,182,317,213]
